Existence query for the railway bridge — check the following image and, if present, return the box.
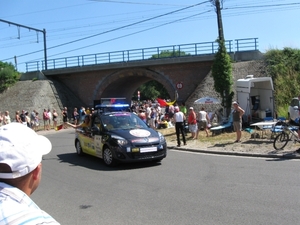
[22,38,262,106]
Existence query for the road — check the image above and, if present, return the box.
[32,130,299,225]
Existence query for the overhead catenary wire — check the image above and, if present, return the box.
[1,0,299,64]
[0,1,297,47]
[1,1,210,62]
[38,10,213,59]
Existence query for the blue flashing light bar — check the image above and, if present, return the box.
[95,104,129,108]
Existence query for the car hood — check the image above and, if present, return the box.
[109,128,161,143]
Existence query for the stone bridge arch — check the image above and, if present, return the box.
[94,68,176,102]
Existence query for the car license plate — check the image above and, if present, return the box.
[140,147,157,153]
[131,148,139,153]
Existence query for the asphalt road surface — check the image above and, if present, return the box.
[32,130,300,225]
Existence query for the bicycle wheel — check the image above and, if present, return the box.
[273,132,289,150]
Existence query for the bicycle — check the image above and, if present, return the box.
[273,120,299,150]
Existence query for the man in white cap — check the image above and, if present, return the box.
[0,123,60,224]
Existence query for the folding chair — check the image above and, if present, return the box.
[270,124,283,139]
[270,118,298,139]
[277,116,286,121]
[270,117,286,139]
[262,117,274,138]
[210,114,233,136]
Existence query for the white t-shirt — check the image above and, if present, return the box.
[174,112,185,122]
[47,111,52,120]
[198,110,207,121]
[4,115,11,124]
[146,107,151,119]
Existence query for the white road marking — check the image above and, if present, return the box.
[169,149,300,161]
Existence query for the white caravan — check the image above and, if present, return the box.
[236,75,274,122]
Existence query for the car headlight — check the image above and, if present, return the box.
[111,134,128,146]
[158,132,166,143]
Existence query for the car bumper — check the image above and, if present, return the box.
[110,143,167,163]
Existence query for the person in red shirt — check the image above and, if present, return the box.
[42,109,50,130]
[138,107,147,123]
[188,107,197,139]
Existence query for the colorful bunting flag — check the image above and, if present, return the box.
[55,124,63,131]
[156,98,176,107]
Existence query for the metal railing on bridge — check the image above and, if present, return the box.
[25,38,258,72]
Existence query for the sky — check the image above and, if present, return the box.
[1,0,300,72]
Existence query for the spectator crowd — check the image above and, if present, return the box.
[0,100,216,136]
[0,109,58,131]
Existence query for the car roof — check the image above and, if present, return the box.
[95,104,131,114]
[95,103,130,109]
[101,111,131,116]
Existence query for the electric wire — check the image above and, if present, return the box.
[1,1,210,61]
[36,10,213,60]
[0,1,296,46]
[0,0,299,64]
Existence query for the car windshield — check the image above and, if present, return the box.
[101,113,148,130]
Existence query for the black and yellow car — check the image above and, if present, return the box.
[74,111,167,166]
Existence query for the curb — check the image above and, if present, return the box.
[168,146,300,159]
[41,129,300,159]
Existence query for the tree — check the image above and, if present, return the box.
[132,49,189,102]
[265,48,300,108]
[150,50,190,59]
[211,39,234,116]
[133,80,170,101]
[0,62,19,92]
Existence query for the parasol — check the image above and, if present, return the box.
[194,97,220,104]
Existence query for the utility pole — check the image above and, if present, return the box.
[211,0,225,41]
[210,0,233,118]
[43,29,47,70]
[0,19,47,70]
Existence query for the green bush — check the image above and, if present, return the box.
[276,103,289,119]
[265,48,300,116]
[0,62,19,92]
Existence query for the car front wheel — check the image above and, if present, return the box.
[103,147,116,166]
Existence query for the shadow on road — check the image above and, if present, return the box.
[56,152,162,171]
